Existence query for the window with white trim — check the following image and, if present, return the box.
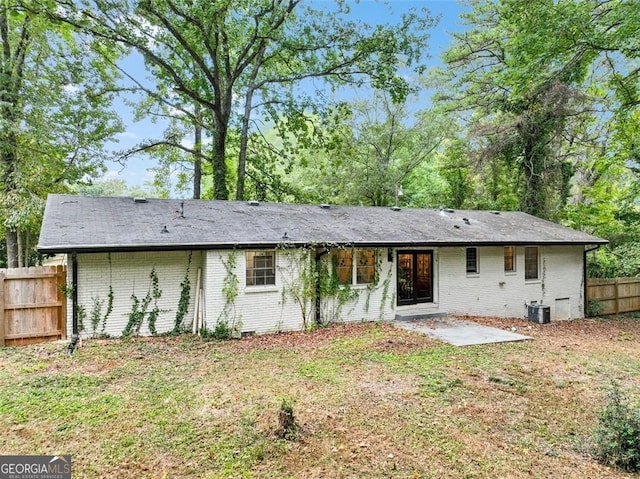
[333,249,353,285]
[504,246,516,273]
[332,248,376,285]
[246,251,276,286]
[524,246,539,280]
[466,247,478,274]
[356,249,376,284]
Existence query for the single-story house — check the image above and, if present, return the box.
[37,194,606,338]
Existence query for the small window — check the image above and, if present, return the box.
[504,246,516,273]
[524,246,539,280]
[356,249,376,284]
[466,247,478,274]
[246,251,275,286]
[333,249,353,285]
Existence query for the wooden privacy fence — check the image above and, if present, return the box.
[0,266,67,347]
[587,277,640,316]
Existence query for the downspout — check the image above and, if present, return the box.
[67,252,80,355]
[315,248,330,326]
[584,244,602,317]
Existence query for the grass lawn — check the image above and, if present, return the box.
[1,316,639,478]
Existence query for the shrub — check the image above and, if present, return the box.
[587,299,604,317]
[591,382,640,472]
[200,320,232,340]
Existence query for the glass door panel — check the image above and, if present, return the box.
[397,251,433,305]
[397,253,414,303]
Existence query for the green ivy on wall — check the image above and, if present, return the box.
[277,243,390,329]
[277,246,317,329]
[123,267,164,337]
[173,251,193,333]
[77,253,114,337]
[214,251,240,334]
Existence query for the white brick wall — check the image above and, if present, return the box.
[203,249,306,334]
[319,249,397,324]
[70,251,202,337]
[69,244,585,337]
[435,245,585,319]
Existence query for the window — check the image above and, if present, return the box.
[524,246,539,280]
[333,249,353,285]
[504,246,516,273]
[246,251,275,286]
[466,247,478,274]
[333,248,376,285]
[356,249,376,284]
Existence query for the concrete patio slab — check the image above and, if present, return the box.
[394,317,531,346]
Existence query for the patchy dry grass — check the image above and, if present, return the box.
[1,317,639,478]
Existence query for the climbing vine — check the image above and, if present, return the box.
[277,243,390,328]
[123,267,164,337]
[378,266,394,319]
[216,251,239,333]
[363,251,384,313]
[88,254,114,337]
[277,246,317,329]
[173,252,192,333]
[320,250,361,323]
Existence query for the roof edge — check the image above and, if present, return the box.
[38,239,608,255]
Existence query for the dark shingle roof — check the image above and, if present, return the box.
[37,194,607,253]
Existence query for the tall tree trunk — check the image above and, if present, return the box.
[236,45,266,201]
[236,86,255,201]
[520,135,546,219]
[0,13,30,269]
[6,230,18,268]
[211,123,229,200]
[1,137,19,268]
[17,229,23,268]
[24,230,30,267]
[193,105,202,200]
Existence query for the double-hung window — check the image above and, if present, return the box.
[333,248,376,285]
[504,246,516,273]
[334,249,353,285]
[524,246,539,280]
[246,251,276,286]
[356,249,376,284]
[466,247,479,274]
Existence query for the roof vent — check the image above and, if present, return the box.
[177,201,185,218]
[247,200,260,206]
[454,225,461,229]
[491,210,501,215]
[390,206,401,211]
[133,197,147,203]
[161,225,169,234]
[445,209,455,213]
[463,218,471,225]
[319,204,330,209]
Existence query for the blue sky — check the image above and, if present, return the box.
[103,0,468,189]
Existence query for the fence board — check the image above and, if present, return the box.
[0,266,67,347]
[0,272,4,347]
[587,277,640,315]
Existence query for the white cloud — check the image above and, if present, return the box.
[117,131,141,140]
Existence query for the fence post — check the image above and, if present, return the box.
[615,278,620,315]
[0,272,5,347]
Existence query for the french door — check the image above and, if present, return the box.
[397,251,433,305]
